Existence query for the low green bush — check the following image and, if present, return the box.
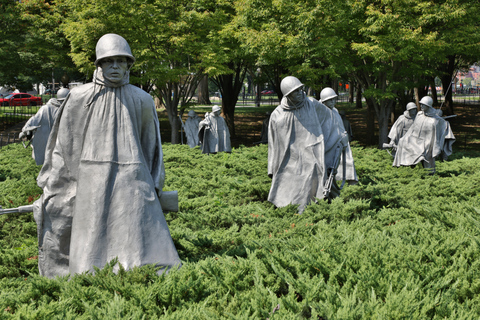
[1,142,480,319]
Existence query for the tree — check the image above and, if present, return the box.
[61,0,215,143]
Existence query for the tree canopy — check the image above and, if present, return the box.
[3,0,480,145]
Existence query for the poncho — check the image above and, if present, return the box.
[36,69,181,278]
[388,110,415,146]
[22,98,62,165]
[330,106,357,184]
[268,94,344,213]
[185,114,201,148]
[199,113,231,154]
[393,109,455,169]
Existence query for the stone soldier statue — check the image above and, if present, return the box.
[268,77,348,213]
[338,109,353,142]
[36,34,181,278]
[19,88,69,165]
[385,102,417,150]
[320,87,358,185]
[393,96,455,174]
[198,105,231,154]
[184,110,202,148]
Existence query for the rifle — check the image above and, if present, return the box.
[323,143,346,199]
[382,142,397,157]
[0,191,179,215]
[0,204,34,215]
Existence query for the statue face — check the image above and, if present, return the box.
[100,56,128,83]
[287,88,303,104]
[408,108,417,118]
[420,103,429,112]
[323,98,336,109]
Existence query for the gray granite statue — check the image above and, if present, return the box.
[36,33,181,278]
[268,77,349,213]
[198,105,231,154]
[19,88,69,165]
[184,110,201,148]
[339,109,353,142]
[320,87,358,185]
[393,96,455,174]
[385,102,417,150]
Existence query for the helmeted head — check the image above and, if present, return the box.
[419,96,433,108]
[406,102,417,111]
[95,34,135,66]
[406,102,417,118]
[419,96,433,112]
[188,110,197,117]
[320,87,338,103]
[56,88,70,101]
[280,76,304,97]
[212,105,221,115]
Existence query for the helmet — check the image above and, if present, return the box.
[56,88,70,101]
[95,34,135,66]
[320,87,338,103]
[188,110,197,117]
[419,96,433,108]
[280,76,304,96]
[212,105,221,113]
[406,102,417,111]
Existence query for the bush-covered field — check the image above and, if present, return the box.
[1,142,480,319]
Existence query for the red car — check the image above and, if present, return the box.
[0,93,42,106]
[261,90,275,95]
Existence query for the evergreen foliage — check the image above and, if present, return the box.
[1,143,480,318]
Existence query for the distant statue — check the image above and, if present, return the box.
[19,88,69,165]
[258,112,271,144]
[393,96,455,174]
[338,109,353,142]
[268,77,349,213]
[198,105,231,154]
[384,102,417,151]
[320,87,358,185]
[184,110,201,148]
[36,33,181,278]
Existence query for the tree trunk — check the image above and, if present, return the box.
[365,98,376,145]
[366,97,392,148]
[158,85,181,144]
[355,83,362,108]
[430,77,438,105]
[213,63,247,138]
[349,81,354,103]
[439,55,456,115]
[197,75,211,105]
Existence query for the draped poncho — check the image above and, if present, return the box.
[267,95,344,213]
[36,69,181,277]
[393,109,455,169]
[388,110,416,147]
[199,113,231,154]
[330,106,358,184]
[185,114,201,148]
[22,98,61,165]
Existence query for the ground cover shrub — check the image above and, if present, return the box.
[1,142,480,319]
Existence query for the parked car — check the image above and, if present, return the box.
[261,90,275,95]
[0,93,42,106]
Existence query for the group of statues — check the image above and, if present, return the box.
[385,96,455,174]
[12,33,455,279]
[181,105,232,154]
